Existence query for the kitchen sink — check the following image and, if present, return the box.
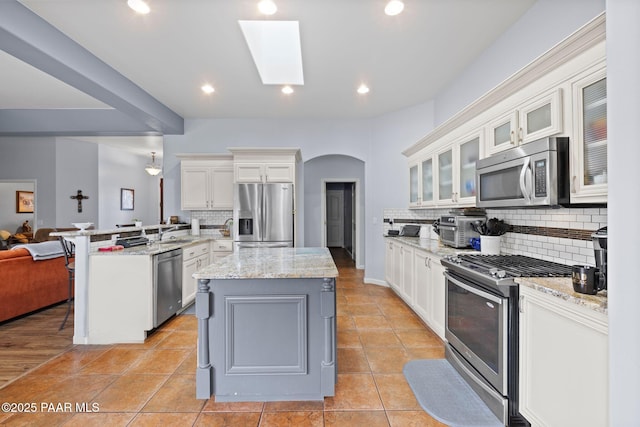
[157,238,192,245]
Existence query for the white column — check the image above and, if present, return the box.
[71,234,91,344]
[607,1,640,425]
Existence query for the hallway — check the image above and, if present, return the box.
[0,248,446,426]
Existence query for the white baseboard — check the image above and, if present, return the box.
[364,278,388,287]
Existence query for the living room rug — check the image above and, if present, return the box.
[403,359,502,427]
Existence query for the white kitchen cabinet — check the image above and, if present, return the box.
[570,64,607,204]
[519,286,608,427]
[229,148,301,184]
[385,239,395,285]
[391,240,402,293]
[179,155,234,211]
[408,155,435,208]
[182,242,210,307]
[434,130,482,207]
[487,89,563,155]
[399,244,414,303]
[412,249,446,340]
[234,162,295,183]
[211,239,233,262]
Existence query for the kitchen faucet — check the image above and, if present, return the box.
[157,225,179,241]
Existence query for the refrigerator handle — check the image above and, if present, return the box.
[260,184,265,241]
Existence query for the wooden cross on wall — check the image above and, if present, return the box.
[70,190,89,213]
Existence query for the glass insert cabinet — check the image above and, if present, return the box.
[571,65,607,203]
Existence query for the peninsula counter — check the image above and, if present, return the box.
[193,247,339,401]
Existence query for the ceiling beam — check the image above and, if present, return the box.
[0,109,161,137]
[0,1,184,135]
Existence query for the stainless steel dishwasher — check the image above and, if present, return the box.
[153,248,183,327]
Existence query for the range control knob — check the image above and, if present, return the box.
[489,268,507,279]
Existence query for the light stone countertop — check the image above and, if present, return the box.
[91,235,216,256]
[384,235,477,258]
[386,236,608,315]
[193,247,339,280]
[515,277,608,315]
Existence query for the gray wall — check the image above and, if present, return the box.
[433,0,606,126]
[303,155,365,266]
[98,144,161,228]
[0,181,34,232]
[0,137,57,227]
[607,0,640,423]
[0,137,158,230]
[56,138,99,226]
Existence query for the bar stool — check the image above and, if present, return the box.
[59,237,75,330]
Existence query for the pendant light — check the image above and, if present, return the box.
[145,152,162,176]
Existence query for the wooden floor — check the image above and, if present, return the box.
[0,303,74,388]
[0,248,446,426]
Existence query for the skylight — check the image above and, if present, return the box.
[238,20,304,85]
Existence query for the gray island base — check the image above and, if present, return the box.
[193,247,339,402]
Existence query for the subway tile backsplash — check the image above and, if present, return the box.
[383,206,607,266]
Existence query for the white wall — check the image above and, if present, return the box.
[433,0,606,126]
[0,181,34,232]
[98,144,161,229]
[607,0,640,424]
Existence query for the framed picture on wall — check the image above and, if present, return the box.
[120,188,134,211]
[16,191,34,213]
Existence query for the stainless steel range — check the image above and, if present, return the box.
[441,254,573,426]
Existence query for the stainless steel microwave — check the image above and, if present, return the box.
[476,137,570,208]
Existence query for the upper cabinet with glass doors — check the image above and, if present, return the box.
[570,65,607,204]
[408,155,435,208]
[434,131,482,207]
[486,89,563,155]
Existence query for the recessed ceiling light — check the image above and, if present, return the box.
[127,0,150,14]
[201,84,215,94]
[258,0,277,15]
[384,0,404,16]
[357,84,370,95]
[282,85,294,95]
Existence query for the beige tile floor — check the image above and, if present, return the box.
[0,249,447,426]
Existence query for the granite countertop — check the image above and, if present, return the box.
[384,235,477,258]
[193,247,339,280]
[515,277,608,315]
[91,235,215,256]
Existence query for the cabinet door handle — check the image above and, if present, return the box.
[518,127,523,143]
[510,130,515,145]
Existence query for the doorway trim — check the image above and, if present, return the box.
[321,178,362,269]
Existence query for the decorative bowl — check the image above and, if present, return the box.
[72,222,93,231]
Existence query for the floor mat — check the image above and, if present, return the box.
[403,359,503,427]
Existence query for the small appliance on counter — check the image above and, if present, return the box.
[399,224,420,237]
[438,215,486,248]
[115,235,149,248]
[573,226,608,295]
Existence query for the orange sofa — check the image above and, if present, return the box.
[0,248,68,323]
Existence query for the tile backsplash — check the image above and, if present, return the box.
[383,207,607,266]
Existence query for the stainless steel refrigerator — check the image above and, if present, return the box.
[233,183,294,248]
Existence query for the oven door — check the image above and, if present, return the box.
[444,271,508,394]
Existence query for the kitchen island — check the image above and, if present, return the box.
[193,247,339,401]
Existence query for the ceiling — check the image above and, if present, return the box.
[2,0,536,123]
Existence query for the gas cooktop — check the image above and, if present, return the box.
[457,254,573,278]
[442,254,573,292]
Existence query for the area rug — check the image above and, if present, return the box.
[403,359,503,427]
